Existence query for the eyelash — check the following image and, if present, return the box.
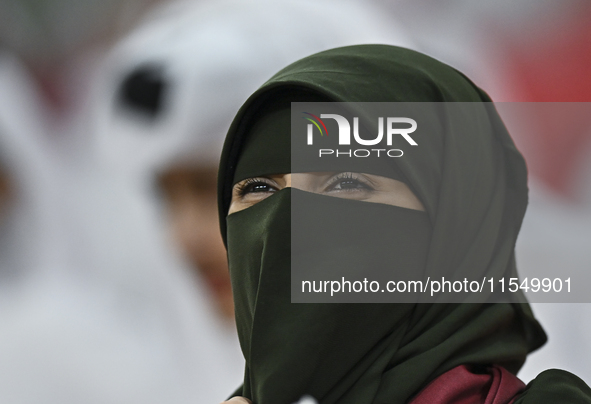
[235,178,277,196]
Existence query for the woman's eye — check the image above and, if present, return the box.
[229,176,286,214]
[236,179,278,197]
[244,183,275,194]
[332,179,365,190]
[325,173,372,193]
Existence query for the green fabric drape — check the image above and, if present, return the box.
[217,45,590,403]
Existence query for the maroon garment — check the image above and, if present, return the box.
[409,365,526,404]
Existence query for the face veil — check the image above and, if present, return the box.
[217,45,547,404]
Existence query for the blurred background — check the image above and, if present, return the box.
[0,0,590,402]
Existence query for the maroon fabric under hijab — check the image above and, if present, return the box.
[409,365,525,404]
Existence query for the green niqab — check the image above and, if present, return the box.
[217,45,590,404]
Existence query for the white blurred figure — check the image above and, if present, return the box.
[0,52,233,404]
[0,0,238,402]
[86,0,416,396]
[0,53,227,404]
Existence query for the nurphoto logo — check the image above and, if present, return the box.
[303,112,417,157]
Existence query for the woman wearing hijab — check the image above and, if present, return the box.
[217,45,591,404]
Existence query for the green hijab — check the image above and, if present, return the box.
[217,45,588,404]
